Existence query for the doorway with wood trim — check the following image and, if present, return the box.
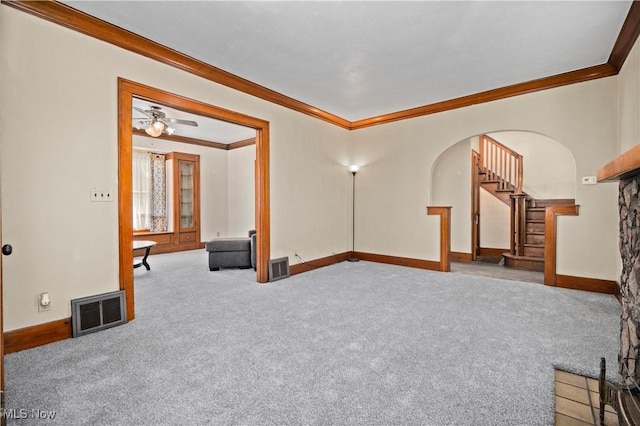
[118,79,270,321]
[432,131,576,284]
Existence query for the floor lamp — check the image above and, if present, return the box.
[348,165,360,262]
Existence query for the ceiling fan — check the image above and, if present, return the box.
[133,105,198,137]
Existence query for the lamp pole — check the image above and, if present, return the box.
[348,165,360,262]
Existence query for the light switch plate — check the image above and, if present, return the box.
[90,187,113,202]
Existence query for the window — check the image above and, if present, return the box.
[132,150,167,232]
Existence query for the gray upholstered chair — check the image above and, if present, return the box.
[206,230,256,271]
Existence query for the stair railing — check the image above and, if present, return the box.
[478,135,523,194]
[510,194,527,256]
[478,135,526,256]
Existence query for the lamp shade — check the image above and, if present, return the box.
[145,120,165,137]
[348,165,360,174]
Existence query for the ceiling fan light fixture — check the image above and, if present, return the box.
[145,120,165,137]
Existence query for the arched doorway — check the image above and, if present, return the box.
[431,130,576,283]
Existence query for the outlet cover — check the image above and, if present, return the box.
[581,176,597,185]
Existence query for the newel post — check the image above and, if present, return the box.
[427,206,452,272]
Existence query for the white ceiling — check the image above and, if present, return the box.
[66,1,632,125]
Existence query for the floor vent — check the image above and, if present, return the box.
[268,257,290,282]
[71,290,127,338]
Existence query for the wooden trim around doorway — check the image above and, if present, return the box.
[427,206,452,272]
[119,78,270,321]
[544,205,579,286]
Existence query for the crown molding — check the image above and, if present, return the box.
[349,64,617,130]
[3,0,637,131]
[609,0,640,72]
[2,0,351,130]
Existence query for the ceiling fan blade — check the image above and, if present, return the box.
[133,107,153,117]
[165,117,198,127]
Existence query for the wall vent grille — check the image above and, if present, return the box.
[268,257,290,282]
[71,290,127,338]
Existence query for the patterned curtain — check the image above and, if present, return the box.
[150,153,168,232]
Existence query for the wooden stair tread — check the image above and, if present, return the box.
[527,207,546,212]
[502,253,544,261]
[526,219,545,223]
[526,231,545,236]
[524,243,544,248]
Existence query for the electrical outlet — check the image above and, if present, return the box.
[38,292,51,312]
[581,176,597,185]
[90,187,114,202]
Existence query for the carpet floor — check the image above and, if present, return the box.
[4,250,620,425]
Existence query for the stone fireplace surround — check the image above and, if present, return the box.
[597,144,640,384]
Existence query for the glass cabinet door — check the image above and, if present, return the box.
[179,160,194,230]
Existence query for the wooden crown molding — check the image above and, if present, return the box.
[3,0,350,130]
[3,0,637,131]
[609,0,640,72]
[350,65,616,129]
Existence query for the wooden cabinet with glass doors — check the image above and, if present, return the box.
[167,152,200,251]
[132,151,201,253]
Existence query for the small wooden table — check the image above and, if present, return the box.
[133,240,157,271]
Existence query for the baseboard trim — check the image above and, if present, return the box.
[354,252,441,271]
[451,252,473,263]
[478,247,509,257]
[289,252,350,275]
[554,274,619,295]
[4,318,72,354]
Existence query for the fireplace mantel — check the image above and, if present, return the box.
[597,144,640,182]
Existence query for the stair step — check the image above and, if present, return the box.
[502,253,544,272]
[527,207,545,212]
[526,231,545,235]
[532,198,575,207]
[523,245,544,257]
[526,234,545,245]
[496,189,514,193]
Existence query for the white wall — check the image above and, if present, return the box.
[352,78,619,280]
[431,139,471,253]
[618,35,640,154]
[133,135,230,241]
[0,7,350,331]
[488,131,576,200]
[228,145,256,237]
[479,190,510,249]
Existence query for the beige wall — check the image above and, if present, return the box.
[133,135,232,241]
[488,131,576,200]
[228,145,256,237]
[431,139,471,253]
[0,8,350,331]
[479,190,510,250]
[619,35,640,153]
[352,78,619,279]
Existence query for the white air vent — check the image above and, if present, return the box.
[268,257,290,282]
[71,290,127,337]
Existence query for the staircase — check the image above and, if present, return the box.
[474,135,575,272]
